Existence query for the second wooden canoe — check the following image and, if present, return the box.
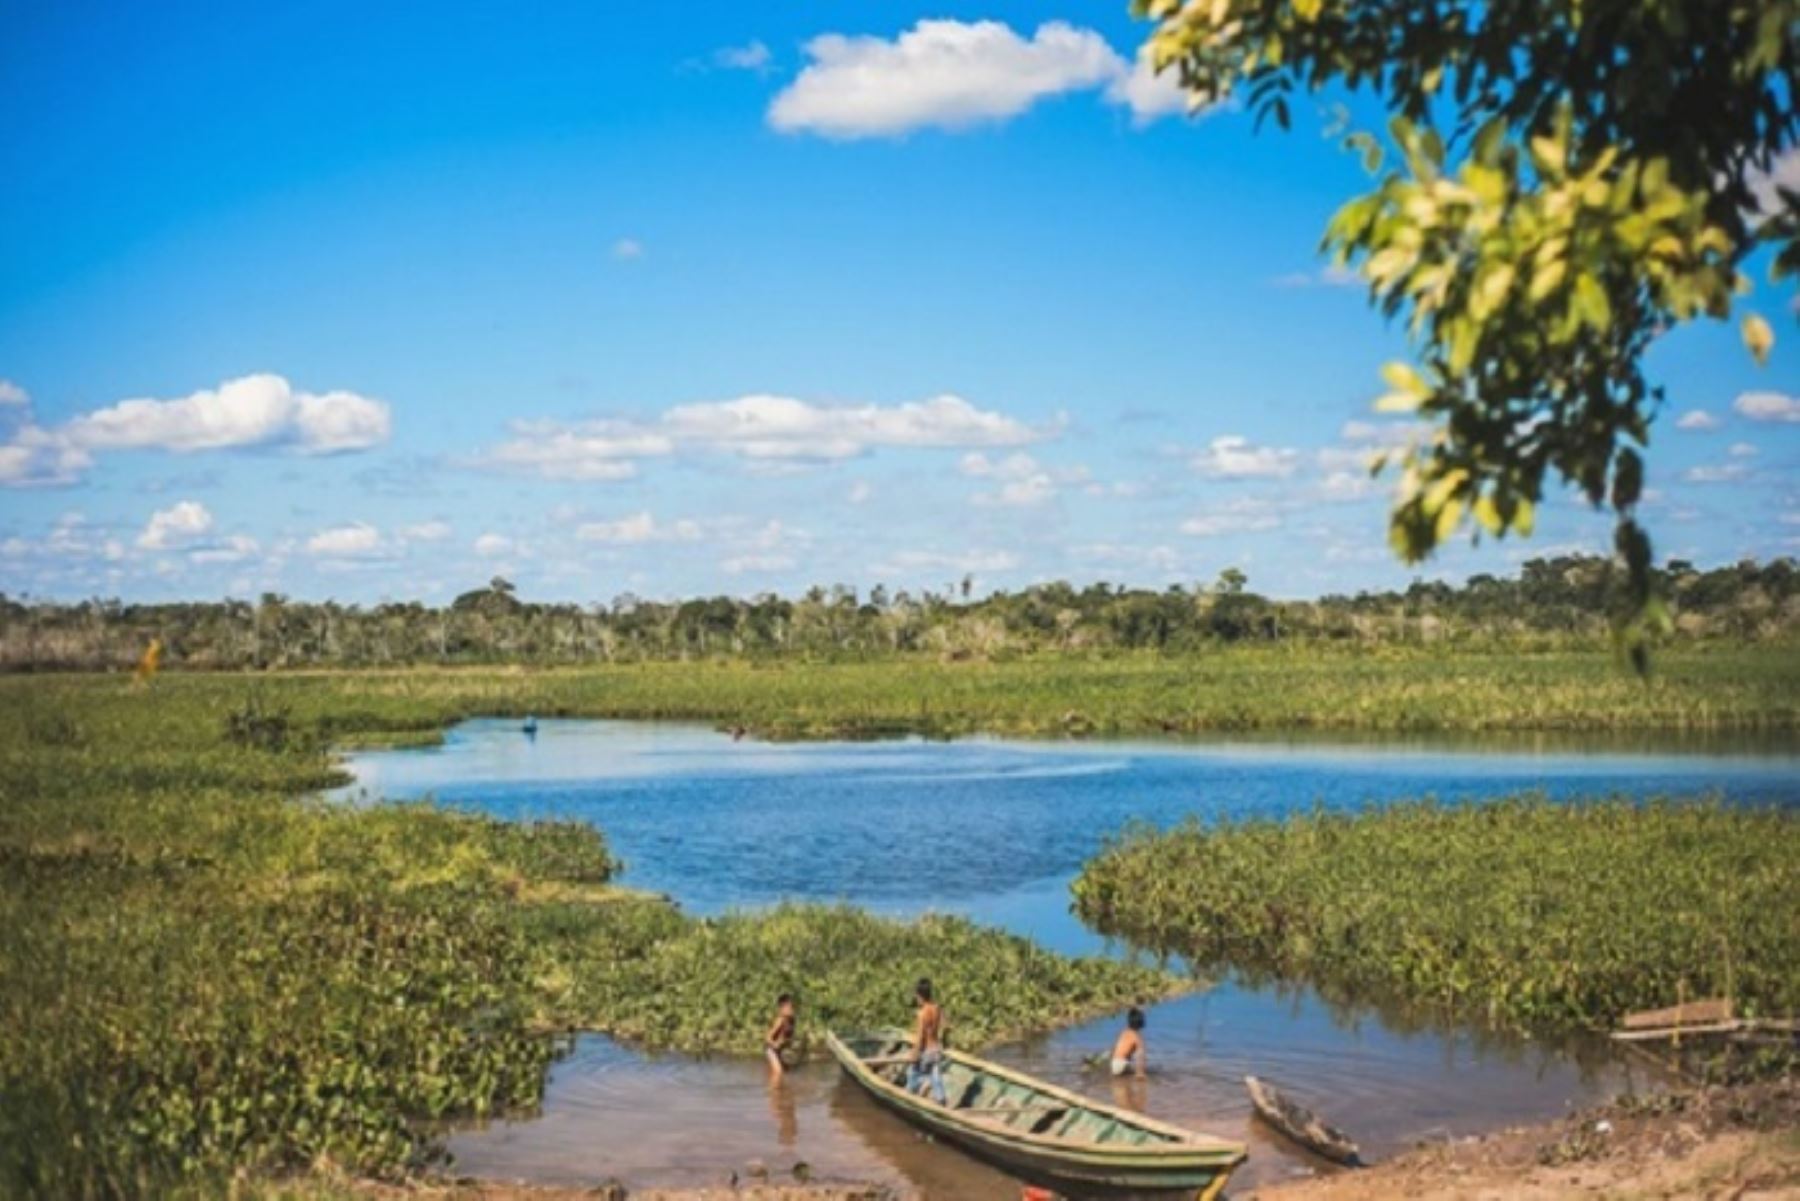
[1244,1075,1361,1166]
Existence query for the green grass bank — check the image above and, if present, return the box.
[1072,796,1800,1034]
[16,641,1800,744]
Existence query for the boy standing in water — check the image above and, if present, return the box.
[1110,1006,1148,1078]
[765,992,797,1079]
[907,978,949,1105]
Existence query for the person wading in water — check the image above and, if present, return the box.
[907,977,948,1105]
[765,992,798,1079]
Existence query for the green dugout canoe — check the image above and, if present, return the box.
[826,1029,1246,1199]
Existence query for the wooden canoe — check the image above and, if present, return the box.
[827,1030,1245,1198]
[1244,1075,1361,1167]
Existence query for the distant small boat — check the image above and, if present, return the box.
[1244,1075,1361,1166]
[827,1029,1244,1197]
[521,716,539,735]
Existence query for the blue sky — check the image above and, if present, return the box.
[2,2,1795,604]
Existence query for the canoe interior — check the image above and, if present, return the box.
[1244,1075,1360,1166]
[837,1032,1210,1151]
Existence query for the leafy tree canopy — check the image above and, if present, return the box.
[1136,0,1799,662]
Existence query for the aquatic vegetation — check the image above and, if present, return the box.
[1073,795,1800,1034]
[0,671,1169,1195]
[532,901,1180,1056]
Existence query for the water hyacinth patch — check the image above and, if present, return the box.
[1073,795,1800,1034]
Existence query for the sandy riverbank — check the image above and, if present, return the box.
[1246,1081,1799,1201]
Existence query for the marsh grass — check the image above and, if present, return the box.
[1072,795,1800,1034]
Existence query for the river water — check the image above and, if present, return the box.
[339,720,1795,1197]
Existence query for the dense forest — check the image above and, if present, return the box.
[2,555,1794,671]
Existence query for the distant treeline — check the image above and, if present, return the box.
[2,555,1795,671]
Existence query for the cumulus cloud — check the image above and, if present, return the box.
[400,520,453,542]
[960,450,1088,507]
[612,237,645,261]
[2,513,126,563]
[137,501,214,550]
[0,424,91,487]
[0,374,390,488]
[847,479,873,505]
[473,533,515,558]
[1734,390,1800,423]
[482,394,1048,481]
[665,393,1045,459]
[65,374,389,454]
[769,19,1179,138]
[1104,43,1190,123]
[476,421,672,481]
[1191,435,1298,479]
[306,522,385,558]
[1675,408,1722,431]
[0,380,27,407]
[577,511,702,544]
[1728,442,1759,458]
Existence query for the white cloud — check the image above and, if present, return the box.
[3,513,126,563]
[1727,441,1759,458]
[291,390,392,453]
[1683,463,1750,484]
[663,393,1047,460]
[306,522,385,558]
[1191,435,1298,479]
[960,450,1087,507]
[714,40,772,72]
[0,424,91,487]
[400,520,453,541]
[576,511,701,544]
[1734,390,1800,423]
[1104,43,1190,123]
[1319,470,1378,500]
[847,479,873,505]
[612,237,645,261]
[475,393,1048,480]
[189,534,260,565]
[1675,409,1722,431]
[0,380,26,407]
[477,420,671,481]
[769,19,1123,138]
[137,500,214,550]
[1180,498,1282,537]
[65,374,389,454]
[473,533,514,558]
